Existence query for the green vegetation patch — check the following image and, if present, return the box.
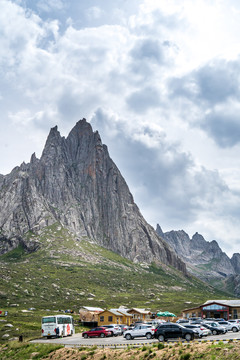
[1,244,27,262]
[0,223,235,344]
[0,342,63,360]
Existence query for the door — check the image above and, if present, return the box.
[89,328,97,337]
[169,325,182,339]
[133,326,141,337]
[95,327,104,337]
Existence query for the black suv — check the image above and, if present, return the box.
[154,323,195,342]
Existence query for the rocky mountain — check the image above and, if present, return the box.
[0,119,186,274]
[156,224,240,295]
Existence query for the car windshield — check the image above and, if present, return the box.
[177,324,185,329]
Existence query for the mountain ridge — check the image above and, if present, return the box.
[156,224,240,295]
[0,118,186,274]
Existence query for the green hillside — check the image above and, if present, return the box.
[0,223,234,316]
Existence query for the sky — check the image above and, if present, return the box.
[1,0,240,257]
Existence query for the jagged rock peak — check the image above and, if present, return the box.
[231,253,240,273]
[191,232,206,246]
[0,118,186,274]
[156,224,164,237]
[30,152,38,164]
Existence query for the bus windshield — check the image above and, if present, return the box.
[42,317,56,324]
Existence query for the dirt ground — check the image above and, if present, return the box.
[44,341,240,360]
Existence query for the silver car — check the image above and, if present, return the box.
[124,324,155,340]
[183,324,210,338]
[218,320,240,332]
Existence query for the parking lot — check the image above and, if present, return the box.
[31,330,240,348]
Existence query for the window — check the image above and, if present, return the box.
[99,316,104,322]
[234,310,238,319]
[108,316,113,322]
[57,317,71,324]
[42,317,56,324]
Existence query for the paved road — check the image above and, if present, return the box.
[31,331,240,347]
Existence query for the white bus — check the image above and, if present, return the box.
[41,315,75,338]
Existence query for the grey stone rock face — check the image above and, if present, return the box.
[0,119,186,273]
[231,253,240,273]
[157,226,235,280]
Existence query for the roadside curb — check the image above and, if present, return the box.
[65,338,240,348]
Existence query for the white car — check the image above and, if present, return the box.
[176,319,190,324]
[183,324,210,337]
[124,324,156,340]
[218,320,240,332]
[228,319,240,327]
[102,324,121,336]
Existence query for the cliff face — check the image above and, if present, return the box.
[0,119,186,273]
[156,224,240,296]
[231,253,240,274]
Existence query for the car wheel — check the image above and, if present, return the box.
[212,330,217,335]
[146,332,152,339]
[185,333,192,341]
[83,334,88,338]
[100,333,105,338]
[110,331,113,337]
[125,333,132,340]
[158,334,165,342]
[232,327,238,332]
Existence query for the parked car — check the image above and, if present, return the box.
[176,319,189,324]
[188,317,202,321]
[82,327,111,338]
[124,324,155,340]
[203,322,227,335]
[154,323,195,342]
[146,320,165,326]
[183,324,210,338]
[102,324,121,336]
[228,319,240,325]
[118,324,128,334]
[217,320,240,332]
[190,319,204,325]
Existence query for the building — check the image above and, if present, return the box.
[127,308,152,322]
[79,306,104,325]
[182,300,240,320]
[112,308,133,325]
[98,309,125,325]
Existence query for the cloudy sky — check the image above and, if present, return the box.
[1,0,240,257]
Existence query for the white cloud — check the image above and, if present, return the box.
[37,0,65,13]
[1,0,240,256]
[85,6,104,20]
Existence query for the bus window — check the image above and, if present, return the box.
[42,317,56,324]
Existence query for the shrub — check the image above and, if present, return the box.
[158,342,164,350]
[180,353,191,360]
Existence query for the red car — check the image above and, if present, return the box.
[82,327,111,338]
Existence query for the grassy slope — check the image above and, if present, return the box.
[1,340,240,360]
[0,223,235,342]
